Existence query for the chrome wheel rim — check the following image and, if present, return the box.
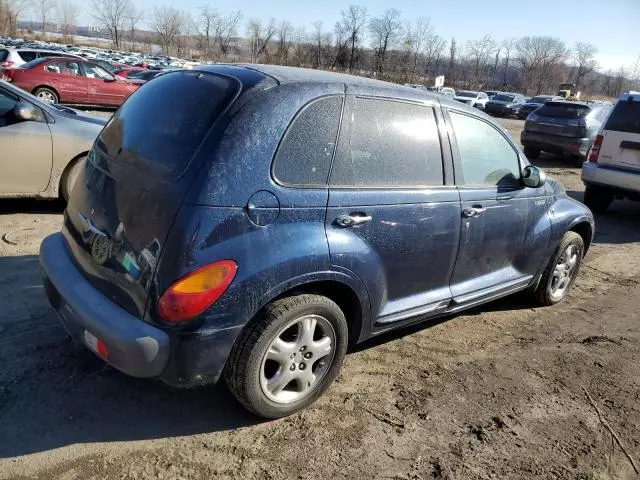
[37,91,56,104]
[260,314,335,404]
[550,244,579,300]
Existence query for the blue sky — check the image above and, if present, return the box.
[72,0,639,71]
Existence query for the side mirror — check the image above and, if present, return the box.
[522,165,546,188]
[14,102,45,122]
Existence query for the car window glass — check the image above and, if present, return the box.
[18,50,36,62]
[604,101,640,134]
[450,111,520,186]
[83,63,114,80]
[0,50,8,62]
[330,98,443,187]
[273,96,343,186]
[46,61,80,76]
[0,88,19,128]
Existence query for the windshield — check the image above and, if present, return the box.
[20,57,48,69]
[457,91,477,98]
[493,94,515,102]
[536,103,590,119]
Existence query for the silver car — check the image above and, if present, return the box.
[0,80,105,200]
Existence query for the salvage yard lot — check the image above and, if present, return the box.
[1,118,639,480]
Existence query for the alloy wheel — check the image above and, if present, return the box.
[549,244,579,300]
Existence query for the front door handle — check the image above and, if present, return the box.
[335,214,373,227]
[462,206,487,218]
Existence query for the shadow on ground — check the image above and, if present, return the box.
[0,198,65,214]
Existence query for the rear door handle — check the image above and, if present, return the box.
[335,214,373,227]
[462,206,486,218]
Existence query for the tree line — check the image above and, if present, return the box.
[2,0,639,97]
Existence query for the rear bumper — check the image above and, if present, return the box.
[582,162,640,194]
[40,233,242,387]
[521,130,591,158]
[40,233,171,377]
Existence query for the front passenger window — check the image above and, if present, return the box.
[450,111,520,186]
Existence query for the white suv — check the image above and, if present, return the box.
[454,90,489,109]
[582,92,640,212]
[0,48,83,68]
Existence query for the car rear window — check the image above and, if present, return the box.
[96,71,239,177]
[536,103,590,119]
[604,101,640,134]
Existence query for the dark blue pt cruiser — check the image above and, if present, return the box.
[39,64,594,418]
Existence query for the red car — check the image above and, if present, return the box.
[2,57,139,107]
[114,67,147,78]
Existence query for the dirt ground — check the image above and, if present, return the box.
[1,118,640,480]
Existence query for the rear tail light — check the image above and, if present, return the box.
[158,260,238,323]
[0,61,14,68]
[588,134,603,163]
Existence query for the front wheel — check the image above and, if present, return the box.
[33,87,59,104]
[225,294,349,418]
[530,231,584,306]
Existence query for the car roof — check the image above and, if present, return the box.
[196,64,449,105]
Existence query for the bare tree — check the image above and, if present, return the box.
[124,4,144,51]
[447,37,457,82]
[213,10,242,60]
[571,42,598,90]
[149,5,185,55]
[89,0,131,48]
[57,0,78,40]
[630,55,640,91]
[197,5,218,57]
[501,38,516,88]
[368,8,402,79]
[516,36,568,94]
[311,20,325,68]
[467,34,497,87]
[247,18,276,63]
[337,5,367,73]
[276,20,293,65]
[34,0,56,36]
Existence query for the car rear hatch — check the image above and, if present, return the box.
[62,70,241,319]
[525,102,591,137]
[597,96,640,172]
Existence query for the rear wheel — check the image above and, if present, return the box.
[225,294,348,419]
[524,147,540,160]
[61,157,86,202]
[530,231,584,306]
[583,185,614,213]
[33,87,59,105]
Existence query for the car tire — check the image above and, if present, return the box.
[583,185,614,214]
[524,147,540,159]
[33,87,59,104]
[225,294,349,419]
[61,156,85,202]
[530,231,584,306]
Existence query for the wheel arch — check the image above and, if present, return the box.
[58,151,88,199]
[569,220,593,254]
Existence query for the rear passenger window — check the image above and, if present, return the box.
[450,111,520,186]
[605,101,640,134]
[272,96,343,186]
[330,98,443,187]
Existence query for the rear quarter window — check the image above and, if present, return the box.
[604,101,640,134]
[0,50,8,62]
[272,96,343,186]
[96,71,239,177]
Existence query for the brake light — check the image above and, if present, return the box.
[158,260,238,322]
[0,61,14,68]
[588,134,603,163]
